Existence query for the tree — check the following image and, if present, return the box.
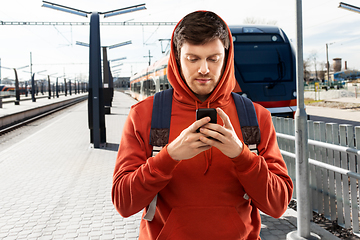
[303,58,311,82]
[318,62,326,81]
[308,50,319,81]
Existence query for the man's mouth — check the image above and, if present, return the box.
[196,78,211,84]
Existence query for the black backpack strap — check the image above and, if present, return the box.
[150,88,173,147]
[145,89,173,221]
[231,92,261,153]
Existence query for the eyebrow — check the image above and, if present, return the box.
[184,53,223,58]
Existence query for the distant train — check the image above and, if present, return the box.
[0,84,30,97]
[130,25,297,118]
[0,85,15,92]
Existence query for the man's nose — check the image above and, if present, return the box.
[198,60,210,75]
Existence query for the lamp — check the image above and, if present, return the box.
[110,57,127,62]
[108,40,132,49]
[102,4,146,18]
[42,1,90,17]
[76,41,90,47]
[338,2,360,14]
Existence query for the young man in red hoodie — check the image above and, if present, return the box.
[112,11,293,239]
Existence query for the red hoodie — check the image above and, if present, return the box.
[112,12,293,240]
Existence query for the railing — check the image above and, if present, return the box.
[272,116,360,235]
[304,81,346,91]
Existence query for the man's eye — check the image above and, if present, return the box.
[188,58,198,62]
[209,57,219,62]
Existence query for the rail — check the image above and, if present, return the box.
[273,116,360,235]
[0,94,87,134]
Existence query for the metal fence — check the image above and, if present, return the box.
[272,116,360,235]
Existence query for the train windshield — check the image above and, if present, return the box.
[232,34,293,83]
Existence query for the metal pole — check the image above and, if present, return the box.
[109,61,114,106]
[31,73,36,102]
[295,0,311,237]
[102,47,111,114]
[48,75,51,99]
[30,52,33,82]
[326,43,330,87]
[25,82,28,97]
[14,69,20,105]
[88,11,106,148]
[286,2,321,240]
[64,79,67,96]
[56,78,59,98]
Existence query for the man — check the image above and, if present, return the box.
[112,11,293,240]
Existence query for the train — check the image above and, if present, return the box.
[0,84,34,97]
[0,85,15,92]
[130,25,297,118]
[1,85,20,97]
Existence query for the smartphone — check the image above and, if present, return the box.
[196,108,217,132]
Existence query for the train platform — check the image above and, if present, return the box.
[0,92,88,116]
[0,91,339,240]
[0,93,88,130]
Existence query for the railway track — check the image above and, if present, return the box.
[0,95,87,136]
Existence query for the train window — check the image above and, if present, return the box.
[134,82,140,93]
[160,75,165,91]
[143,80,149,96]
[242,27,263,33]
[150,79,156,96]
[233,34,284,43]
[233,42,292,83]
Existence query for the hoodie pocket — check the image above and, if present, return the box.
[157,206,248,240]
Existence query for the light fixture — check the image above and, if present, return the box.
[76,40,131,50]
[338,2,360,14]
[17,65,30,70]
[76,41,90,47]
[111,63,123,68]
[42,1,90,17]
[108,40,132,49]
[110,57,127,62]
[1,66,12,70]
[102,4,146,18]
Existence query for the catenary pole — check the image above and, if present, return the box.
[42,1,145,148]
[88,12,104,148]
[287,1,321,239]
[295,0,310,235]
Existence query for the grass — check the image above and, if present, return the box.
[304,98,323,105]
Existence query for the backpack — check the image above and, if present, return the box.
[143,88,261,221]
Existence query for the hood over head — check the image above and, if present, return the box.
[167,11,236,108]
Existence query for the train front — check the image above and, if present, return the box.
[230,25,297,118]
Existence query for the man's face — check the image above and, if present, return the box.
[179,38,225,102]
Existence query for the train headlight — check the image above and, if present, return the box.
[242,93,248,98]
[293,91,297,97]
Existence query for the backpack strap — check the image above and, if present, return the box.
[145,89,173,222]
[149,88,173,147]
[231,92,261,154]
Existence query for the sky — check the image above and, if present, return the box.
[1,0,360,83]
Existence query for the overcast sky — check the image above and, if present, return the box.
[1,0,360,83]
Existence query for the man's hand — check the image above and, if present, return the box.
[199,108,243,158]
[167,117,212,161]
